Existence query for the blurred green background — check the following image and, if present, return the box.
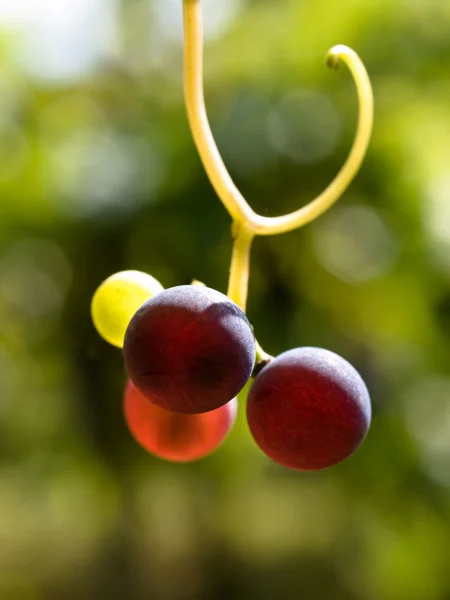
[1,0,450,598]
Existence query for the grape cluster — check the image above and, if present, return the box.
[92,271,371,468]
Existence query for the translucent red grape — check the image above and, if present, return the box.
[124,380,237,462]
[123,285,255,414]
[246,347,371,470]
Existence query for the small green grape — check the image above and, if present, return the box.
[91,270,164,348]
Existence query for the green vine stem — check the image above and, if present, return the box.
[183,0,253,226]
[182,0,374,362]
[227,222,254,311]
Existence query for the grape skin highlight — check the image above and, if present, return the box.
[246,347,371,470]
[124,285,255,414]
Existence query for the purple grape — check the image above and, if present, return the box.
[246,347,371,470]
[124,285,255,414]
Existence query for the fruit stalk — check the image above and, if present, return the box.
[182,0,374,329]
[182,0,254,224]
[227,222,254,311]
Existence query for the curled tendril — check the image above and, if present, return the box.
[182,0,374,323]
[250,45,373,236]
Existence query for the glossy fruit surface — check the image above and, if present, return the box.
[124,285,255,414]
[91,270,164,348]
[246,347,371,470]
[124,380,237,462]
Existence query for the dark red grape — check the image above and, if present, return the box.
[123,285,255,414]
[246,347,371,470]
[124,380,237,462]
